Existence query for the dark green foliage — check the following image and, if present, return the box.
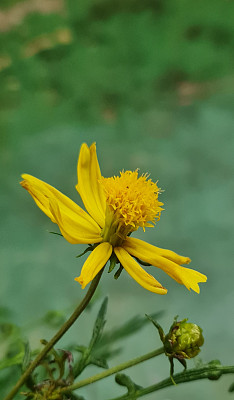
[73,297,109,377]
[99,311,164,350]
[43,310,67,329]
[1,0,234,126]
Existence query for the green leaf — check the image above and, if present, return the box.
[43,310,66,328]
[115,373,142,398]
[145,314,165,342]
[74,345,87,354]
[88,355,108,369]
[207,360,222,381]
[0,306,12,319]
[76,245,94,258]
[49,231,63,237]
[108,253,118,273]
[73,298,109,377]
[229,382,234,392]
[0,322,17,340]
[0,351,24,371]
[99,311,164,348]
[22,341,31,372]
[89,297,108,348]
[114,265,123,280]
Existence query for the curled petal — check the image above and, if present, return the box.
[76,143,106,228]
[75,242,112,289]
[123,237,207,293]
[21,174,101,244]
[114,247,167,295]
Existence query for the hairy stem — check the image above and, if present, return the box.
[3,269,104,400]
[108,363,234,400]
[61,347,164,394]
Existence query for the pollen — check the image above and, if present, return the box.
[100,170,163,231]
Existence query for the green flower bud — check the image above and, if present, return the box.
[146,314,204,383]
[164,318,204,360]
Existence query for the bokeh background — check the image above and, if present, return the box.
[1,0,234,399]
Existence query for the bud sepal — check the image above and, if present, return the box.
[147,315,204,383]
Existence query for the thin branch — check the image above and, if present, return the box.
[3,268,104,400]
[61,347,164,394]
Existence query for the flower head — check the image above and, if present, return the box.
[100,170,163,246]
[164,318,204,359]
[20,143,207,294]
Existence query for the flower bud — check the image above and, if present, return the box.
[164,318,204,360]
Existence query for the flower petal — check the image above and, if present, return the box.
[49,198,102,244]
[124,237,191,265]
[21,174,101,244]
[123,237,207,293]
[75,242,112,289]
[114,247,167,294]
[76,143,106,228]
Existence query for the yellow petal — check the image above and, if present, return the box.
[124,237,191,265]
[76,143,106,228]
[49,198,102,244]
[75,242,112,289]
[123,237,207,293]
[21,174,101,244]
[114,247,167,294]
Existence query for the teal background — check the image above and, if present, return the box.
[1,0,234,398]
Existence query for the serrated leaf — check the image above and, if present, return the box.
[93,347,121,361]
[98,311,164,348]
[73,298,109,377]
[89,297,108,348]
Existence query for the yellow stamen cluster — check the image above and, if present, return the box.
[100,170,163,232]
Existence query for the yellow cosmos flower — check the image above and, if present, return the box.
[20,143,207,294]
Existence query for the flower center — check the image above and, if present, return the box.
[100,170,163,246]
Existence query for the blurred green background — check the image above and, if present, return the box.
[1,0,234,398]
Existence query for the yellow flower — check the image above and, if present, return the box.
[20,143,207,294]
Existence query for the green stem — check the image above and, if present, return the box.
[3,269,104,400]
[108,363,234,400]
[61,347,164,394]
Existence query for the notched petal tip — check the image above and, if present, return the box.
[157,286,168,295]
[20,175,30,190]
[123,237,207,294]
[74,276,86,289]
[181,269,207,293]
